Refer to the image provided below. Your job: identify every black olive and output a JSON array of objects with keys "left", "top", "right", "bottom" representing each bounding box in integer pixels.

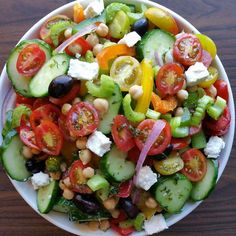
[
  {"left": 25, "top": 159, "right": 45, "bottom": 173},
  {"left": 74, "top": 194, "right": 100, "bottom": 214},
  {"left": 48, "top": 75, "right": 74, "bottom": 98},
  {"left": 119, "top": 198, "right": 139, "bottom": 219},
  {"left": 152, "top": 144, "right": 174, "bottom": 160},
  {"left": 131, "top": 18, "right": 149, "bottom": 37}
]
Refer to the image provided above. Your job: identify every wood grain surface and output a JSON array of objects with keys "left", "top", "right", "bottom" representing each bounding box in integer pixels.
[{"left": 0, "top": 0, "right": 235, "bottom": 235}]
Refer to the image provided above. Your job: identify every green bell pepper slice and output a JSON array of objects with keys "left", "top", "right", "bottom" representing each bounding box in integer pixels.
[
  {"left": 191, "top": 130, "right": 207, "bottom": 149},
  {"left": 207, "top": 96, "right": 227, "bottom": 120},
  {"left": 87, "top": 174, "right": 109, "bottom": 192},
  {"left": 146, "top": 109, "right": 161, "bottom": 120}
]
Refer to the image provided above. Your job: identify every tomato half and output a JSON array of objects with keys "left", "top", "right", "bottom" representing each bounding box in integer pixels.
[
  {"left": 173, "top": 34, "right": 203, "bottom": 66},
  {"left": 171, "top": 137, "right": 190, "bottom": 150},
  {"left": 32, "top": 97, "right": 50, "bottom": 110},
  {"left": 16, "top": 44, "right": 46, "bottom": 77},
  {"left": 111, "top": 115, "right": 135, "bottom": 152},
  {"left": 49, "top": 83, "right": 80, "bottom": 106},
  {"left": 35, "top": 120, "right": 63, "bottom": 155},
  {"left": 30, "top": 104, "right": 60, "bottom": 130},
  {"left": 67, "top": 102, "right": 99, "bottom": 137},
  {"left": 16, "top": 93, "right": 35, "bottom": 106},
  {"left": 117, "top": 180, "right": 133, "bottom": 198},
  {"left": 214, "top": 79, "right": 229, "bottom": 102},
  {"left": 110, "top": 223, "right": 134, "bottom": 236},
  {"left": 156, "top": 63, "right": 184, "bottom": 96},
  {"left": 203, "top": 107, "right": 231, "bottom": 136},
  {"left": 135, "top": 119, "right": 171, "bottom": 156},
  {"left": 65, "top": 37, "right": 92, "bottom": 56},
  {"left": 58, "top": 114, "right": 74, "bottom": 141},
  {"left": 181, "top": 148, "right": 207, "bottom": 182}
]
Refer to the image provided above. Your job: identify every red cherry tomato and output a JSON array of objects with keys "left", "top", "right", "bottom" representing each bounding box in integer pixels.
[
  {"left": 117, "top": 180, "right": 133, "bottom": 198},
  {"left": 16, "top": 44, "right": 46, "bottom": 77},
  {"left": 32, "top": 98, "right": 50, "bottom": 110},
  {"left": 127, "top": 146, "right": 140, "bottom": 163},
  {"left": 171, "top": 137, "right": 191, "bottom": 150},
  {"left": 201, "top": 50, "right": 212, "bottom": 68},
  {"left": 203, "top": 107, "right": 231, "bottom": 136},
  {"left": 173, "top": 33, "right": 203, "bottom": 66},
  {"left": 58, "top": 114, "right": 74, "bottom": 141},
  {"left": 214, "top": 79, "right": 229, "bottom": 102},
  {"left": 156, "top": 63, "right": 184, "bottom": 96},
  {"left": 135, "top": 119, "right": 171, "bottom": 156},
  {"left": 67, "top": 102, "right": 99, "bottom": 137},
  {"left": 49, "top": 83, "right": 80, "bottom": 106},
  {"left": 16, "top": 93, "right": 35, "bottom": 106},
  {"left": 30, "top": 104, "right": 60, "bottom": 130},
  {"left": 34, "top": 120, "right": 63, "bottom": 155},
  {"left": 65, "top": 37, "right": 92, "bottom": 56},
  {"left": 111, "top": 115, "right": 135, "bottom": 152},
  {"left": 110, "top": 223, "right": 135, "bottom": 236},
  {"left": 181, "top": 148, "right": 207, "bottom": 182}
]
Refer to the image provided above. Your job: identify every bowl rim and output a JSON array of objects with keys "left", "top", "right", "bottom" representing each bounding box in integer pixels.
[{"left": 0, "top": 0, "right": 235, "bottom": 235}]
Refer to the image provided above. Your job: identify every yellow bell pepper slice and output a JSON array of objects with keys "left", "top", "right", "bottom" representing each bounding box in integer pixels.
[
  {"left": 199, "top": 66, "right": 219, "bottom": 88},
  {"left": 135, "top": 59, "right": 154, "bottom": 114}
]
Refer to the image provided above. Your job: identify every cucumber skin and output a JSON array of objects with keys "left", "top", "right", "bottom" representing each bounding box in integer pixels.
[
  {"left": 191, "top": 160, "right": 218, "bottom": 201},
  {"left": 53, "top": 197, "right": 77, "bottom": 214},
  {"left": 6, "top": 39, "right": 51, "bottom": 97},
  {"left": 37, "top": 180, "right": 59, "bottom": 214}
]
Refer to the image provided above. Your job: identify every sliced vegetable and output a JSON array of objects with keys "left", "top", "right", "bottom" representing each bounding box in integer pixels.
[
  {"left": 65, "top": 37, "right": 92, "bottom": 56},
  {"left": 127, "top": 4, "right": 147, "bottom": 24},
  {"left": 214, "top": 79, "right": 229, "bottom": 102},
  {"left": 87, "top": 174, "right": 110, "bottom": 192},
  {"left": 191, "top": 130, "right": 207, "bottom": 149},
  {"left": 180, "top": 107, "right": 192, "bottom": 126},
  {"left": 199, "top": 66, "right": 218, "bottom": 88},
  {"left": 117, "top": 180, "right": 133, "bottom": 198},
  {"left": 207, "top": 96, "right": 227, "bottom": 120},
  {"left": 45, "top": 156, "right": 62, "bottom": 172},
  {"left": 146, "top": 109, "right": 161, "bottom": 120},
  {"left": 11, "top": 105, "right": 31, "bottom": 128},
  {"left": 2, "top": 110, "right": 13, "bottom": 138},
  {"left": 73, "top": 3, "right": 85, "bottom": 23},
  {"left": 134, "top": 213, "right": 145, "bottom": 231}
]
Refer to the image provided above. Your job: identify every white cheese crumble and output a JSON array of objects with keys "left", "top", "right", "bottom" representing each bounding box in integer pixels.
[
  {"left": 136, "top": 166, "right": 157, "bottom": 191},
  {"left": 118, "top": 32, "right": 141, "bottom": 47},
  {"left": 67, "top": 59, "right": 99, "bottom": 81},
  {"left": 84, "top": 0, "right": 104, "bottom": 19},
  {"left": 31, "top": 172, "right": 50, "bottom": 190},
  {"left": 86, "top": 131, "right": 112, "bottom": 157},
  {"left": 144, "top": 214, "right": 168, "bottom": 235},
  {"left": 204, "top": 136, "right": 225, "bottom": 159},
  {"left": 185, "top": 62, "right": 209, "bottom": 86}
]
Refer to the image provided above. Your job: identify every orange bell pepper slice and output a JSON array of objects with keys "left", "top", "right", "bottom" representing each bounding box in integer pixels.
[
  {"left": 73, "top": 3, "right": 85, "bottom": 24},
  {"left": 96, "top": 44, "right": 136, "bottom": 72},
  {"left": 151, "top": 92, "right": 177, "bottom": 114}
]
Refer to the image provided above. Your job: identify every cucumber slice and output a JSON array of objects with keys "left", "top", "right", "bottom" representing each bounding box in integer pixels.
[
  {"left": 37, "top": 180, "right": 59, "bottom": 214},
  {"left": 98, "top": 83, "right": 122, "bottom": 134},
  {"left": 53, "top": 197, "right": 77, "bottom": 214},
  {"left": 153, "top": 173, "right": 192, "bottom": 213},
  {"left": 6, "top": 39, "right": 51, "bottom": 97},
  {"left": 136, "top": 29, "right": 175, "bottom": 64},
  {"left": 1, "top": 132, "right": 31, "bottom": 181},
  {"left": 100, "top": 145, "right": 135, "bottom": 182},
  {"left": 29, "top": 53, "right": 70, "bottom": 97},
  {"left": 191, "top": 159, "right": 218, "bottom": 201}
]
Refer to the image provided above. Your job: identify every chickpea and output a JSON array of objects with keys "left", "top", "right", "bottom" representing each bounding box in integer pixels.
[
  {"left": 63, "top": 188, "right": 74, "bottom": 200},
  {"left": 49, "top": 171, "right": 61, "bottom": 180},
  {"left": 72, "top": 97, "right": 81, "bottom": 105},
  {"left": 145, "top": 197, "right": 158, "bottom": 209},
  {"left": 76, "top": 137, "right": 87, "bottom": 149},
  {"left": 175, "top": 107, "right": 184, "bottom": 117},
  {"left": 88, "top": 221, "right": 99, "bottom": 231},
  {"left": 86, "top": 33, "right": 99, "bottom": 47},
  {"left": 177, "top": 89, "right": 189, "bottom": 101},
  {"left": 79, "top": 149, "right": 92, "bottom": 165},
  {"left": 129, "top": 85, "right": 143, "bottom": 100},
  {"left": 103, "top": 198, "right": 117, "bottom": 211},
  {"left": 111, "top": 209, "right": 120, "bottom": 218},
  {"left": 82, "top": 167, "right": 95, "bottom": 178},
  {"left": 61, "top": 103, "right": 72, "bottom": 115},
  {"left": 22, "top": 146, "right": 33, "bottom": 159},
  {"left": 99, "top": 220, "right": 110, "bottom": 231},
  {"left": 63, "top": 177, "right": 72, "bottom": 188},
  {"left": 96, "top": 23, "right": 109, "bottom": 37},
  {"left": 93, "top": 98, "right": 109, "bottom": 114},
  {"left": 64, "top": 27, "right": 72, "bottom": 38},
  {"left": 93, "top": 44, "right": 103, "bottom": 56},
  {"left": 59, "top": 180, "right": 66, "bottom": 190}
]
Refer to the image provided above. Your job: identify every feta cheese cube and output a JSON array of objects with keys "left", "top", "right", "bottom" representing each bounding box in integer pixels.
[
  {"left": 118, "top": 31, "right": 141, "bottom": 47},
  {"left": 185, "top": 62, "right": 209, "bottom": 86},
  {"left": 31, "top": 172, "right": 50, "bottom": 190},
  {"left": 136, "top": 166, "right": 157, "bottom": 191},
  {"left": 144, "top": 214, "right": 168, "bottom": 235},
  {"left": 204, "top": 136, "right": 225, "bottom": 158},
  {"left": 86, "top": 131, "right": 112, "bottom": 157},
  {"left": 84, "top": 0, "right": 104, "bottom": 19},
  {"left": 67, "top": 59, "right": 99, "bottom": 81}
]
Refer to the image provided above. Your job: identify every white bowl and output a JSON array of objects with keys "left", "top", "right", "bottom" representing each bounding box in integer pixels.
[{"left": 0, "top": 0, "right": 235, "bottom": 235}]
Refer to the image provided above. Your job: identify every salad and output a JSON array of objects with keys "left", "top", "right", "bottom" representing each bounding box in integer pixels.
[{"left": 0, "top": 0, "right": 231, "bottom": 235}]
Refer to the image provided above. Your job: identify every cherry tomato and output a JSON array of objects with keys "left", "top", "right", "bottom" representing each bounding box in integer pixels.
[
  {"left": 201, "top": 50, "right": 212, "bottom": 68},
  {"left": 32, "top": 98, "right": 50, "bottom": 110},
  {"left": 127, "top": 146, "right": 140, "bottom": 163},
  {"left": 58, "top": 114, "right": 74, "bottom": 141},
  {"left": 65, "top": 37, "right": 92, "bottom": 56},
  {"left": 49, "top": 83, "right": 80, "bottom": 106},
  {"left": 171, "top": 137, "right": 190, "bottom": 150},
  {"left": 35, "top": 120, "right": 63, "bottom": 155},
  {"left": 39, "top": 15, "right": 70, "bottom": 45},
  {"left": 110, "top": 223, "right": 134, "bottom": 236},
  {"left": 16, "top": 93, "right": 35, "bottom": 106},
  {"left": 117, "top": 180, "right": 133, "bottom": 198},
  {"left": 30, "top": 104, "right": 60, "bottom": 130},
  {"left": 111, "top": 115, "right": 135, "bottom": 152},
  {"left": 110, "top": 210, "right": 127, "bottom": 224},
  {"left": 135, "top": 119, "right": 171, "bottom": 156},
  {"left": 16, "top": 44, "right": 46, "bottom": 77},
  {"left": 156, "top": 63, "right": 184, "bottom": 96},
  {"left": 203, "top": 107, "right": 231, "bottom": 136},
  {"left": 181, "top": 148, "right": 207, "bottom": 182},
  {"left": 173, "top": 34, "right": 202, "bottom": 66},
  {"left": 214, "top": 79, "right": 229, "bottom": 102},
  {"left": 69, "top": 160, "right": 88, "bottom": 186},
  {"left": 67, "top": 102, "right": 99, "bottom": 137}
]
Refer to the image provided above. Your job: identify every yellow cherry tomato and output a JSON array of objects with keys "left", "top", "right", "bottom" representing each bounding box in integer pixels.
[
  {"left": 199, "top": 66, "right": 219, "bottom": 88},
  {"left": 196, "top": 34, "right": 217, "bottom": 59},
  {"left": 145, "top": 7, "right": 179, "bottom": 35}
]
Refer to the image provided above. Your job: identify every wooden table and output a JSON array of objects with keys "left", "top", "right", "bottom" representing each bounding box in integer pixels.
[{"left": 0, "top": 0, "right": 235, "bottom": 235}]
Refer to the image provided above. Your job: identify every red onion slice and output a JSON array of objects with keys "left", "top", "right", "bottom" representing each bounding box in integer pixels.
[{"left": 154, "top": 51, "right": 164, "bottom": 67}]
